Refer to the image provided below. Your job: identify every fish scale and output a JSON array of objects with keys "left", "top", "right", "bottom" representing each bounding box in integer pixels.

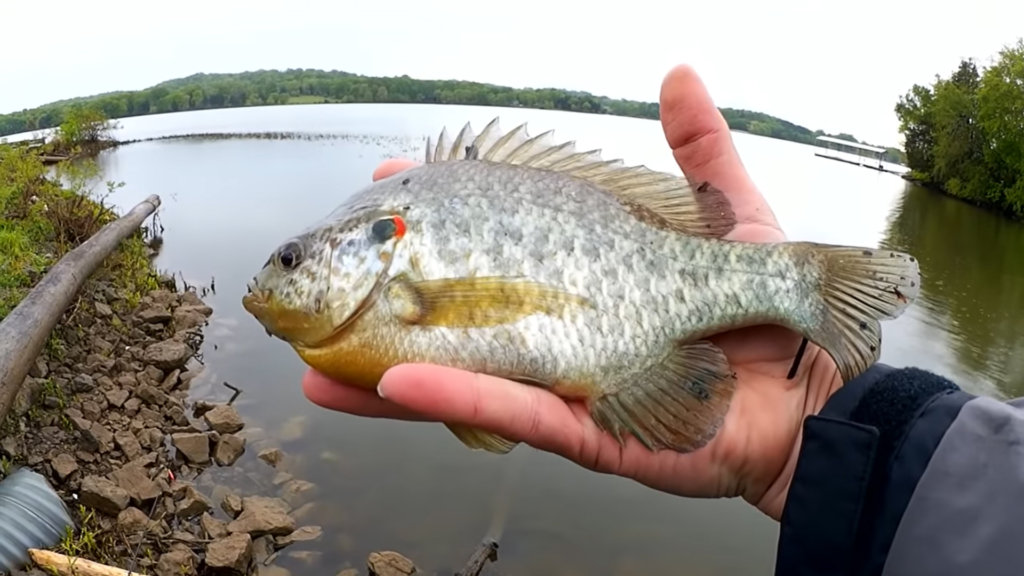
[{"left": 243, "top": 116, "right": 921, "bottom": 456}]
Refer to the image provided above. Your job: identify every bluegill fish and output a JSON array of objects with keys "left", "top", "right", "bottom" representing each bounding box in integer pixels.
[{"left": 241, "top": 117, "right": 920, "bottom": 455}]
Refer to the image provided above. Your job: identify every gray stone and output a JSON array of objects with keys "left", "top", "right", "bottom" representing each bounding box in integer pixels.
[
  {"left": 214, "top": 434, "right": 246, "bottom": 466},
  {"left": 275, "top": 525, "right": 323, "bottom": 547},
  {"left": 176, "top": 484, "right": 213, "bottom": 518},
  {"left": 136, "top": 384, "right": 169, "bottom": 407},
  {"left": 143, "top": 340, "right": 193, "bottom": 371},
  {"left": 258, "top": 448, "right": 282, "bottom": 468},
  {"left": 367, "top": 551, "right": 418, "bottom": 576},
  {"left": 94, "top": 301, "right": 113, "bottom": 317},
  {"left": 204, "top": 404, "right": 244, "bottom": 434},
  {"left": 111, "top": 464, "right": 162, "bottom": 504},
  {"left": 154, "top": 547, "right": 195, "bottom": 576},
  {"left": 71, "top": 374, "right": 95, "bottom": 392},
  {"left": 222, "top": 492, "right": 244, "bottom": 518},
  {"left": 104, "top": 388, "right": 130, "bottom": 408},
  {"left": 79, "top": 475, "right": 130, "bottom": 515},
  {"left": 171, "top": 432, "right": 210, "bottom": 465},
  {"left": 50, "top": 453, "right": 78, "bottom": 481},
  {"left": 117, "top": 507, "right": 152, "bottom": 533},
  {"left": 114, "top": 430, "right": 143, "bottom": 460},
  {"left": 226, "top": 496, "right": 296, "bottom": 537},
  {"left": 28, "top": 357, "right": 49, "bottom": 379},
  {"left": 137, "top": 304, "right": 172, "bottom": 324},
  {"left": 205, "top": 532, "right": 252, "bottom": 574},
  {"left": 201, "top": 512, "right": 229, "bottom": 539}
]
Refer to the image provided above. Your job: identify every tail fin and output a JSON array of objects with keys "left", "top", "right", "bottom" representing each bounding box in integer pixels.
[{"left": 796, "top": 244, "right": 921, "bottom": 382}]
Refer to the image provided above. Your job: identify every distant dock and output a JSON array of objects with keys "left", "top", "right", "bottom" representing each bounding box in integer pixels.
[{"left": 814, "top": 135, "right": 904, "bottom": 175}]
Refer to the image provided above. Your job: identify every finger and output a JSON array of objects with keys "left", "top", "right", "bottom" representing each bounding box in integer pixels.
[
  {"left": 659, "top": 64, "right": 782, "bottom": 238},
  {"left": 372, "top": 158, "right": 420, "bottom": 182},
  {"left": 301, "top": 369, "right": 430, "bottom": 421},
  {"left": 377, "top": 363, "right": 587, "bottom": 458}
]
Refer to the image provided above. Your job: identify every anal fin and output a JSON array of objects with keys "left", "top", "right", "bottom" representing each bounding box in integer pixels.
[
  {"left": 445, "top": 423, "right": 519, "bottom": 454},
  {"left": 589, "top": 340, "right": 736, "bottom": 453}
]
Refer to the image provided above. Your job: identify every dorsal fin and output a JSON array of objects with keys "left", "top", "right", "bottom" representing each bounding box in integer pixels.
[{"left": 424, "top": 117, "right": 736, "bottom": 238}]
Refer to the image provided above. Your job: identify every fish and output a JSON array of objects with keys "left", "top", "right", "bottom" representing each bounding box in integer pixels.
[{"left": 241, "top": 117, "right": 921, "bottom": 456}]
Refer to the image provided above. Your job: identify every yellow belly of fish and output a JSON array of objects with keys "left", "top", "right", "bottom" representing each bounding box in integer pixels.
[{"left": 294, "top": 330, "right": 404, "bottom": 390}]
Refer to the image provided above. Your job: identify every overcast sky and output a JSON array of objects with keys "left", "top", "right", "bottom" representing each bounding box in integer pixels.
[{"left": 3, "top": 0, "right": 1019, "bottom": 146}]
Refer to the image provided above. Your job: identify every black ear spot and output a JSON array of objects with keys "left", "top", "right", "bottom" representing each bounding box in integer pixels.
[
  {"left": 370, "top": 216, "right": 405, "bottom": 243},
  {"left": 371, "top": 218, "right": 397, "bottom": 243}
]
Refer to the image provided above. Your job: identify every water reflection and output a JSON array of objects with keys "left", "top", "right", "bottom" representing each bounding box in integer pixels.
[{"left": 881, "top": 183, "right": 1024, "bottom": 397}]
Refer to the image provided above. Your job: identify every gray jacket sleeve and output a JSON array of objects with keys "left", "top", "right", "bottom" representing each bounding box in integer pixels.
[{"left": 774, "top": 364, "right": 1024, "bottom": 576}]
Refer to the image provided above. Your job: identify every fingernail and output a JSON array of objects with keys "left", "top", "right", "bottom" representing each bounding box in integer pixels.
[{"left": 376, "top": 383, "right": 388, "bottom": 399}]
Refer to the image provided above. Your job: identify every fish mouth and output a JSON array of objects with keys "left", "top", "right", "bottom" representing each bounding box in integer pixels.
[
  {"left": 241, "top": 279, "right": 265, "bottom": 312},
  {"left": 241, "top": 281, "right": 276, "bottom": 337},
  {"left": 241, "top": 278, "right": 345, "bottom": 347}
]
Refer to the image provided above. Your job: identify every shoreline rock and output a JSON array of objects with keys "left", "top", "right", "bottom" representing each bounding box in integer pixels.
[{"left": 0, "top": 278, "right": 356, "bottom": 576}]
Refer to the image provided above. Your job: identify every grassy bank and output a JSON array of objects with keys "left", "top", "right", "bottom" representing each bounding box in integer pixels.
[{"left": 0, "top": 146, "right": 157, "bottom": 321}]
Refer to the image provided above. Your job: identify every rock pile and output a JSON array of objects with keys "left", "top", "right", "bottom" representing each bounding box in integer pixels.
[{"left": 0, "top": 280, "right": 381, "bottom": 576}]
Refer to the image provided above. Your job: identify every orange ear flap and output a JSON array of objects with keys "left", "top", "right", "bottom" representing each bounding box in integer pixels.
[{"left": 392, "top": 214, "right": 406, "bottom": 238}]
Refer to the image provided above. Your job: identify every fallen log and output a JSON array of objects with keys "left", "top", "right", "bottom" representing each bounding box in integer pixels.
[
  {"left": 0, "top": 194, "right": 161, "bottom": 423},
  {"left": 28, "top": 548, "right": 134, "bottom": 576}
]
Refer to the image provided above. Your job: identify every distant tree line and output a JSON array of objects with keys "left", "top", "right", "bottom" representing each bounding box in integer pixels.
[
  {"left": 0, "top": 69, "right": 904, "bottom": 162},
  {"left": 896, "top": 39, "right": 1024, "bottom": 219}
]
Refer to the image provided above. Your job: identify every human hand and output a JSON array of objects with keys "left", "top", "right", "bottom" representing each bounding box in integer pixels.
[{"left": 302, "top": 64, "right": 843, "bottom": 521}]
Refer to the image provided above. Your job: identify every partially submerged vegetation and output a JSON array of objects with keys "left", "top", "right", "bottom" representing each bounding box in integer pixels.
[
  {"left": 0, "top": 68, "right": 906, "bottom": 163},
  {"left": 895, "top": 37, "right": 1024, "bottom": 219}
]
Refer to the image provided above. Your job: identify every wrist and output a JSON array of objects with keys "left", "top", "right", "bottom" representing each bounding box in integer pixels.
[{"left": 751, "top": 345, "right": 842, "bottom": 520}]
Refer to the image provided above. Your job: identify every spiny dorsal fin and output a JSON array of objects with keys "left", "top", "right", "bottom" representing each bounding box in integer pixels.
[{"left": 424, "top": 117, "right": 737, "bottom": 238}]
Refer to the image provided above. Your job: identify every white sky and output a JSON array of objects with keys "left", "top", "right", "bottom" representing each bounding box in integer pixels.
[{"left": 2, "top": 0, "right": 1019, "bottom": 146}]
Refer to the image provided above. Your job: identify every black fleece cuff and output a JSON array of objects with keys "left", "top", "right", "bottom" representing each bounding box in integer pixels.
[
  {"left": 828, "top": 364, "right": 961, "bottom": 467},
  {"left": 775, "top": 364, "right": 973, "bottom": 576}
]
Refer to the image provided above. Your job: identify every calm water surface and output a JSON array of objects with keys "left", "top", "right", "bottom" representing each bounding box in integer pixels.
[{"left": 81, "top": 103, "right": 1024, "bottom": 575}]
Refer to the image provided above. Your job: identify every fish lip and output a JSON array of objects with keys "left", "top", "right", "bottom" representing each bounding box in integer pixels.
[
  {"left": 241, "top": 284, "right": 298, "bottom": 343},
  {"left": 241, "top": 280, "right": 269, "bottom": 315}
]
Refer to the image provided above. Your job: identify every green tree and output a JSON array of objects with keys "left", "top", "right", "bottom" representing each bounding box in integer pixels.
[
  {"left": 977, "top": 39, "right": 1024, "bottom": 214},
  {"left": 895, "top": 38, "right": 1024, "bottom": 219}
]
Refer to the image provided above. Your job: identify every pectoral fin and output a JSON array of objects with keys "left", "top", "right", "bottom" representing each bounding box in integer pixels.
[
  {"left": 589, "top": 339, "right": 737, "bottom": 453},
  {"left": 386, "top": 275, "right": 592, "bottom": 328},
  {"left": 445, "top": 423, "right": 519, "bottom": 454}
]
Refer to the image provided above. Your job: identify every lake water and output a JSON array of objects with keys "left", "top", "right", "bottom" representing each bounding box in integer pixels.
[{"left": 48, "top": 103, "right": 1024, "bottom": 574}]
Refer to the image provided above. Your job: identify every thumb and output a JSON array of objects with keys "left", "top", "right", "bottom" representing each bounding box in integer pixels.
[
  {"left": 659, "top": 64, "right": 782, "bottom": 238},
  {"left": 373, "top": 158, "right": 419, "bottom": 182}
]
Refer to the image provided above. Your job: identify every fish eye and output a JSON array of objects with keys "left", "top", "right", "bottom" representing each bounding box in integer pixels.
[
  {"left": 370, "top": 215, "right": 405, "bottom": 243},
  {"left": 276, "top": 241, "right": 303, "bottom": 270}
]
